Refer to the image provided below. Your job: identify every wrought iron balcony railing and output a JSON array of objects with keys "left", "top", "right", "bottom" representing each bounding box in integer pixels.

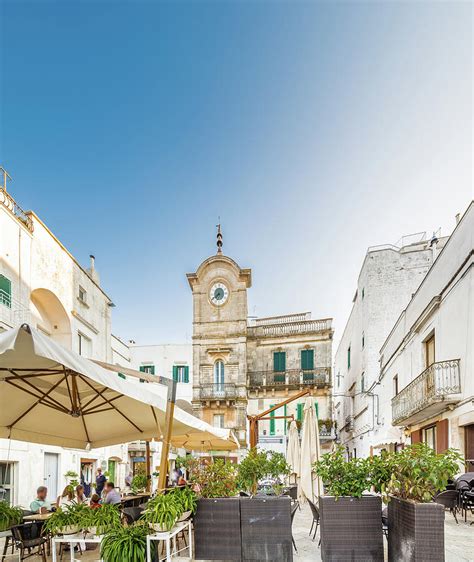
[
  {"left": 0, "top": 289, "right": 31, "bottom": 328},
  {"left": 200, "top": 383, "right": 237, "bottom": 400},
  {"left": 392, "top": 359, "right": 461, "bottom": 425},
  {"left": 0, "top": 189, "right": 34, "bottom": 233},
  {"left": 248, "top": 368, "right": 331, "bottom": 389}
]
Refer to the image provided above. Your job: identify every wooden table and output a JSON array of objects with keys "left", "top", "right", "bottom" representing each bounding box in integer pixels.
[{"left": 23, "top": 512, "right": 53, "bottom": 521}]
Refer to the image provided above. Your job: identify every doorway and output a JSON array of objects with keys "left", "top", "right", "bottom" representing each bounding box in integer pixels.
[
  {"left": 43, "top": 453, "right": 59, "bottom": 499},
  {"left": 465, "top": 424, "right": 474, "bottom": 471}
]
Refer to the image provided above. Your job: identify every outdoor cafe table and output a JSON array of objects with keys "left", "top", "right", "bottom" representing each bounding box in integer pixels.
[
  {"left": 23, "top": 512, "right": 53, "bottom": 521},
  {"left": 146, "top": 520, "right": 192, "bottom": 562},
  {"left": 51, "top": 533, "right": 102, "bottom": 562}
]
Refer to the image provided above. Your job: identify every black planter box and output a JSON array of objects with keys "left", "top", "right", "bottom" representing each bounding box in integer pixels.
[
  {"left": 194, "top": 498, "right": 242, "bottom": 560},
  {"left": 319, "top": 495, "right": 384, "bottom": 562},
  {"left": 388, "top": 497, "right": 445, "bottom": 562},
  {"left": 240, "top": 497, "right": 293, "bottom": 562}
]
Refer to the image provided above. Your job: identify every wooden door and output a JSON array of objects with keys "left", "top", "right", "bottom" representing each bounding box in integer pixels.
[{"left": 465, "top": 424, "right": 474, "bottom": 471}]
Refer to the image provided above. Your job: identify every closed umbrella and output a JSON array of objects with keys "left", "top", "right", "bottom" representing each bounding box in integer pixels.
[
  {"left": 286, "top": 420, "right": 301, "bottom": 485},
  {"left": 0, "top": 324, "right": 238, "bottom": 451},
  {"left": 299, "top": 397, "right": 322, "bottom": 503}
]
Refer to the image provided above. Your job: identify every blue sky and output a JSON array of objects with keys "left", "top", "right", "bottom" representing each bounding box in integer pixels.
[{"left": 1, "top": 1, "right": 472, "bottom": 345}]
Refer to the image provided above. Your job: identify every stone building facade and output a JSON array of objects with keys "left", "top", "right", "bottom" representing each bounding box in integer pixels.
[
  {"left": 188, "top": 242, "right": 334, "bottom": 455},
  {"left": 333, "top": 233, "right": 447, "bottom": 459}
]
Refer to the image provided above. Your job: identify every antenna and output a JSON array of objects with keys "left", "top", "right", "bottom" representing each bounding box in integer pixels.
[{"left": 0, "top": 167, "right": 12, "bottom": 192}]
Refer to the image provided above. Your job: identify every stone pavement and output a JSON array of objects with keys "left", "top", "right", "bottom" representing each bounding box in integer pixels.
[{"left": 1, "top": 503, "right": 473, "bottom": 561}]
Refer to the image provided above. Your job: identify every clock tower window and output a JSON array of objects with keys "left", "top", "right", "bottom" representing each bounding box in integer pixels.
[{"left": 214, "top": 360, "right": 225, "bottom": 388}]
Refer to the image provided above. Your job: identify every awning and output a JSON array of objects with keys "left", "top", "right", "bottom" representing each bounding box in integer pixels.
[
  {"left": 0, "top": 325, "right": 238, "bottom": 451},
  {"left": 372, "top": 427, "right": 403, "bottom": 449}
]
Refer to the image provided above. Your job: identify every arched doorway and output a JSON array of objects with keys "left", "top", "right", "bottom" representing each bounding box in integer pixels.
[{"left": 30, "top": 288, "right": 72, "bottom": 349}]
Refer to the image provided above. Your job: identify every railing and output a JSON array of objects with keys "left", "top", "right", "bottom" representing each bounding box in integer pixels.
[
  {"left": 200, "top": 383, "right": 237, "bottom": 400},
  {"left": 248, "top": 318, "right": 332, "bottom": 338},
  {"left": 248, "top": 368, "right": 331, "bottom": 389},
  {"left": 318, "top": 420, "right": 336, "bottom": 440},
  {"left": 254, "top": 312, "right": 311, "bottom": 326},
  {"left": 0, "top": 189, "right": 34, "bottom": 233},
  {"left": 392, "top": 360, "right": 461, "bottom": 425},
  {"left": 0, "top": 289, "right": 31, "bottom": 327}
]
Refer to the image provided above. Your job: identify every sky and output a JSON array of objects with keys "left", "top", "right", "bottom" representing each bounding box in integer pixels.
[{"left": 0, "top": 0, "right": 472, "bottom": 347}]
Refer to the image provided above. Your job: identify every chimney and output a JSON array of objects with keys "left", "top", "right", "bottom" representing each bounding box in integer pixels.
[
  {"left": 430, "top": 232, "right": 439, "bottom": 262},
  {"left": 455, "top": 213, "right": 461, "bottom": 225},
  {"left": 87, "top": 254, "right": 100, "bottom": 285}
]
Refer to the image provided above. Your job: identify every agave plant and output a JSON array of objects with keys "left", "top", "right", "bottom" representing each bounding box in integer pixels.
[
  {"left": 140, "top": 493, "right": 183, "bottom": 531},
  {"left": 0, "top": 501, "right": 23, "bottom": 532},
  {"left": 101, "top": 524, "right": 153, "bottom": 562}
]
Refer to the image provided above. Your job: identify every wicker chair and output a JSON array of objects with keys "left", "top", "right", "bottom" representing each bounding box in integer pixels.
[
  {"left": 307, "top": 499, "right": 320, "bottom": 542},
  {"left": 435, "top": 490, "right": 459, "bottom": 523},
  {"left": 290, "top": 503, "right": 299, "bottom": 552},
  {"left": 11, "top": 522, "right": 48, "bottom": 561}
]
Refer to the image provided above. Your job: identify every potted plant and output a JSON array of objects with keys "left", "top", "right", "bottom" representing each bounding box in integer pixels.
[
  {"left": 43, "top": 503, "right": 90, "bottom": 535},
  {"left": 140, "top": 492, "right": 183, "bottom": 532},
  {"left": 383, "top": 443, "right": 462, "bottom": 562},
  {"left": 101, "top": 524, "right": 153, "bottom": 562},
  {"left": 314, "top": 445, "right": 384, "bottom": 562},
  {"left": 131, "top": 472, "right": 148, "bottom": 494},
  {"left": 189, "top": 458, "right": 241, "bottom": 561},
  {"left": 0, "top": 501, "right": 23, "bottom": 532},
  {"left": 64, "top": 470, "right": 79, "bottom": 488},
  {"left": 86, "top": 504, "right": 121, "bottom": 536},
  {"left": 173, "top": 486, "right": 197, "bottom": 521}
]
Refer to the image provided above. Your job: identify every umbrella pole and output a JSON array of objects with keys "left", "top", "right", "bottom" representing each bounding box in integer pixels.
[
  {"left": 157, "top": 377, "right": 177, "bottom": 491},
  {"left": 145, "top": 440, "right": 151, "bottom": 492}
]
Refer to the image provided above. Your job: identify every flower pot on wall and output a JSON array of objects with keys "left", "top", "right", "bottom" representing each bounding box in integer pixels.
[
  {"left": 388, "top": 497, "right": 444, "bottom": 562},
  {"left": 240, "top": 497, "right": 293, "bottom": 562},
  {"left": 194, "top": 498, "right": 242, "bottom": 561},
  {"left": 319, "top": 495, "right": 384, "bottom": 562}
]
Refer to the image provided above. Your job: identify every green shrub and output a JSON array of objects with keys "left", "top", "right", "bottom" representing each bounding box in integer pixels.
[
  {"left": 382, "top": 443, "right": 462, "bottom": 503},
  {"left": 131, "top": 474, "right": 148, "bottom": 493},
  {"left": 237, "top": 448, "right": 291, "bottom": 495},
  {"left": 43, "top": 503, "right": 91, "bottom": 535},
  {"left": 0, "top": 501, "right": 23, "bottom": 532},
  {"left": 88, "top": 504, "right": 121, "bottom": 535},
  {"left": 186, "top": 458, "right": 237, "bottom": 498}
]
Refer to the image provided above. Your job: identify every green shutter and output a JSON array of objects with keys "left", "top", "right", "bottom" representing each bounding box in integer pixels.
[
  {"left": 172, "top": 366, "right": 178, "bottom": 382},
  {"left": 0, "top": 275, "right": 11, "bottom": 308},
  {"left": 118, "top": 372, "right": 126, "bottom": 380},
  {"left": 297, "top": 403, "right": 303, "bottom": 422},
  {"left": 273, "top": 352, "right": 286, "bottom": 372},
  {"left": 301, "top": 349, "right": 314, "bottom": 370},
  {"left": 150, "top": 365, "right": 155, "bottom": 375},
  {"left": 284, "top": 404, "right": 287, "bottom": 435},
  {"left": 347, "top": 346, "right": 351, "bottom": 369},
  {"left": 185, "top": 366, "right": 189, "bottom": 383},
  {"left": 139, "top": 366, "right": 145, "bottom": 383},
  {"left": 314, "top": 401, "right": 319, "bottom": 419},
  {"left": 270, "top": 404, "right": 275, "bottom": 435}
]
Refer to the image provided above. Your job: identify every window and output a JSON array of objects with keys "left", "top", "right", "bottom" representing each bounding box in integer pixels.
[
  {"left": 173, "top": 365, "right": 189, "bottom": 383},
  {"left": 273, "top": 351, "right": 286, "bottom": 372},
  {"left": 297, "top": 402, "right": 304, "bottom": 422},
  {"left": 393, "top": 375, "right": 399, "bottom": 397},
  {"left": 362, "top": 332, "right": 365, "bottom": 349},
  {"left": 213, "top": 414, "right": 225, "bottom": 428},
  {"left": 301, "top": 349, "right": 314, "bottom": 370},
  {"left": 139, "top": 364, "right": 155, "bottom": 383},
  {"left": 362, "top": 288, "right": 365, "bottom": 299},
  {"left": 423, "top": 426, "right": 436, "bottom": 450},
  {"left": 214, "top": 360, "right": 224, "bottom": 386},
  {"left": 78, "top": 332, "right": 92, "bottom": 358},
  {"left": 337, "top": 370, "right": 341, "bottom": 389},
  {"left": 0, "top": 462, "right": 15, "bottom": 503},
  {"left": 425, "top": 334, "right": 435, "bottom": 368},
  {"left": 0, "top": 275, "right": 11, "bottom": 308},
  {"left": 361, "top": 372, "right": 365, "bottom": 392},
  {"left": 78, "top": 286, "right": 87, "bottom": 304},
  {"left": 347, "top": 346, "right": 351, "bottom": 369}
]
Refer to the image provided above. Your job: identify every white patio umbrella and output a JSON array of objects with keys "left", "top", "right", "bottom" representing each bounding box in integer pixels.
[
  {"left": 299, "top": 397, "right": 322, "bottom": 504},
  {"left": 0, "top": 324, "right": 238, "bottom": 451},
  {"left": 286, "top": 420, "right": 301, "bottom": 485}
]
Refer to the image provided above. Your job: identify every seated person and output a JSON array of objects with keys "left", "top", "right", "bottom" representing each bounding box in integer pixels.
[
  {"left": 103, "top": 482, "right": 121, "bottom": 505},
  {"left": 57, "top": 485, "right": 75, "bottom": 508},
  {"left": 75, "top": 484, "right": 87, "bottom": 504},
  {"left": 30, "top": 486, "right": 52, "bottom": 513},
  {"left": 90, "top": 493, "right": 101, "bottom": 509},
  {"left": 178, "top": 476, "right": 187, "bottom": 486}
]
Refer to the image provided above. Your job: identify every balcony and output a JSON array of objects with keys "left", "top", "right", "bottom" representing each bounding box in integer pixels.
[
  {"left": 318, "top": 420, "right": 336, "bottom": 440},
  {"left": 248, "top": 318, "right": 332, "bottom": 338},
  {"left": 0, "top": 188, "right": 34, "bottom": 232},
  {"left": 0, "top": 290, "right": 31, "bottom": 328},
  {"left": 248, "top": 368, "right": 331, "bottom": 390},
  {"left": 392, "top": 359, "right": 461, "bottom": 426},
  {"left": 200, "top": 383, "right": 237, "bottom": 401}
]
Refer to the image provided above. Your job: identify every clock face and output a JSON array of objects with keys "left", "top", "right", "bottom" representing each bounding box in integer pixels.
[{"left": 209, "top": 282, "right": 229, "bottom": 306}]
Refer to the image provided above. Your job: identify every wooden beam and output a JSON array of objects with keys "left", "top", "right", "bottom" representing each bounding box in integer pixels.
[{"left": 157, "top": 399, "right": 175, "bottom": 491}]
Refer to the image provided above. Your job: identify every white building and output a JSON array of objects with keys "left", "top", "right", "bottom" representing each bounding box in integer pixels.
[
  {"left": 379, "top": 202, "right": 474, "bottom": 467},
  {"left": 333, "top": 231, "right": 447, "bottom": 458},
  {"left": 0, "top": 181, "right": 126, "bottom": 506}
]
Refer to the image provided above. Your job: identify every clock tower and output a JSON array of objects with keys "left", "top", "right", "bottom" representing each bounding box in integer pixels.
[{"left": 186, "top": 227, "right": 251, "bottom": 448}]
